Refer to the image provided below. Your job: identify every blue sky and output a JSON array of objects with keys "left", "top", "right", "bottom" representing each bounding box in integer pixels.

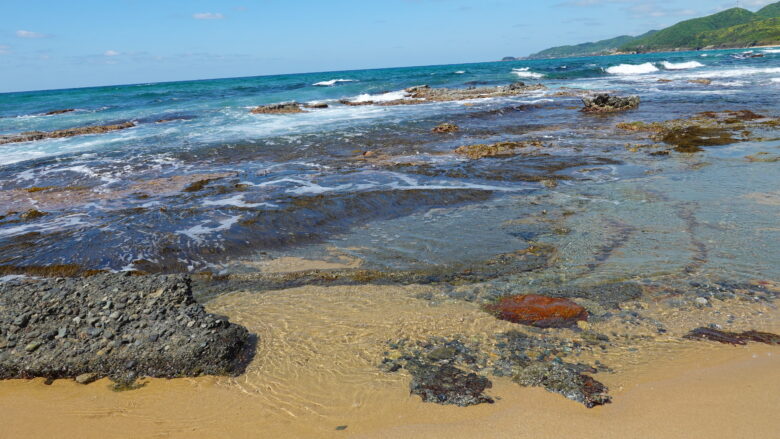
[{"left": 0, "top": 0, "right": 776, "bottom": 92}]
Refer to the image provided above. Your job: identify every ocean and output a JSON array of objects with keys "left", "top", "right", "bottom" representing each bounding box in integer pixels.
[{"left": 1, "top": 47, "right": 779, "bottom": 279}]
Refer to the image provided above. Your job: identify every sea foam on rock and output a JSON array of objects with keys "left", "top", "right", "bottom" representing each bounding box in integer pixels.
[{"left": 0, "top": 273, "right": 251, "bottom": 382}]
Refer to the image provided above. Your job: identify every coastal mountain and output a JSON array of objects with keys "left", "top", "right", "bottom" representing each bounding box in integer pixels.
[{"left": 525, "top": 2, "right": 780, "bottom": 59}]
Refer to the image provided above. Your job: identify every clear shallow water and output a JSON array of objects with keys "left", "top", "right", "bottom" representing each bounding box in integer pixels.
[{"left": 0, "top": 47, "right": 779, "bottom": 279}]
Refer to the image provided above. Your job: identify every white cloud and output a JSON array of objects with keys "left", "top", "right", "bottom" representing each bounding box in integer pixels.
[
  {"left": 193, "top": 12, "right": 225, "bottom": 20},
  {"left": 16, "top": 30, "right": 47, "bottom": 39},
  {"left": 0, "top": 45, "right": 9, "bottom": 55},
  {"left": 104, "top": 50, "right": 121, "bottom": 56}
]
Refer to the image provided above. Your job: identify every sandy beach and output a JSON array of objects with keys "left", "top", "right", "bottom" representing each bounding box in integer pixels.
[{"left": 1, "top": 282, "right": 778, "bottom": 439}]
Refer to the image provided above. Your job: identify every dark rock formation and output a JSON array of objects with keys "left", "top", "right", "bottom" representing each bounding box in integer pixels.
[
  {"left": 305, "top": 102, "right": 329, "bottom": 109},
  {"left": 379, "top": 338, "right": 493, "bottom": 407},
  {"left": 582, "top": 94, "right": 640, "bottom": 113},
  {"left": 250, "top": 102, "right": 305, "bottom": 114},
  {"left": 0, "top": 122, "right": 136, "bottom": 146},
  {"left": 432, "top": 123, "right": 460, "bottom": 134},
  {"left": 410, "top": 364, "right": 494, "bottom": 406},
  {"left": 43, "top": 109, "right": 76, "bottom": 116},
  {"left": 484, "top": 294, "right": 588, "bottom": 328},
  {"left": 0, "top": 274, "right": 251, "bottom": 382},
  {"left": 684, "top": 327, "right": 780, "bottom": 345},
  {"left": 514, "top": 362, "right": 612, "bottom": 408}
]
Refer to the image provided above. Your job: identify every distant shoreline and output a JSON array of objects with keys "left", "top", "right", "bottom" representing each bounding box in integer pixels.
[{"left": 511, "top": 43, "right": 780, "bottom": 62}]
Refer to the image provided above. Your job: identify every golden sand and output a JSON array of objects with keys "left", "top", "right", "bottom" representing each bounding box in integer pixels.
[{"left": 0, "top": 283, "right": 778, "bottom": 439}]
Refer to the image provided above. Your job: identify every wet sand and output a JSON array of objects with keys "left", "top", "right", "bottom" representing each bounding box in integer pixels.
[{"left": 0, "top": 283, "right": 778, "bottom": 439}]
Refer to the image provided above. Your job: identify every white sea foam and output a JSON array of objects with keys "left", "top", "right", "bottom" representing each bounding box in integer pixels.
[
  {"left": 176, "top": 215, "right": 241, "bottom": 243},
  {"left": 350, "top": 90, "right": 409, "bottom": 103},
  {"left": 202, "top": 194, "right": 275, "bottom": 208},
  {"left": 762, "top": 49, "right": 780, "bottom": 54},
  {"left": 605, "top": 63, "right": 659, "bottom": 75},
  {"left": 455, "top": 70, "right": 465, "bottom": 74},
  {"left": 661, "top": 61, "right": 704, "bottom": 70},
  {"left": 313, "top": 79, "right": 356, "bottom": 86},
  {"left": 772, "top": 78, "right": 780, "bottom": 83},
  {"left": 512, "top": 67, "right": 544, "bottom": 79}
]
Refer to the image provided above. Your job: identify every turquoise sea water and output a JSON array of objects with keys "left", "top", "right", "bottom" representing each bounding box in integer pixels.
[{"left": 1, "top": 48, "right": 779, "bottom": 279}]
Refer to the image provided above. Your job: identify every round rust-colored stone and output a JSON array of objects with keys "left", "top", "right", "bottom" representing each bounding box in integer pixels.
[{"left": 484, "top": 294, "right": 588, "bottom": 328}]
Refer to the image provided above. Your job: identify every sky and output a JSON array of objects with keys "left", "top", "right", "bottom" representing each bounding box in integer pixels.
[{"left": 0, "top": 0, "right": 777, "bottom": 92}]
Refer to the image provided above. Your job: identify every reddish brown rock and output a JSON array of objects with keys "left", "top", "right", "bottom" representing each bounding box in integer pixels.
[{"left": 484, "top": 294, "right": 588, "bottom": 328}]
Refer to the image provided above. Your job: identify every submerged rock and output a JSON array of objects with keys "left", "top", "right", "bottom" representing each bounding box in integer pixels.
[
  {"left": 514, "top": 362, "right": 611, "bottom": 408},
  {"left": 684, "top": 328, "right": 780, "bottom": 346},
  {"left": 660, "top": 126, "right": 737, "bottom": 152},
  {"left": 0, "top": 274, "right": 251, "bottom": 381},
  {"left": 432, "top": 123, "right": 460, "bottom": 134},
  {"left": 250, "top": 102, "right": 305, "bottom": 114},
  {"left": 581, "top": 94, "right": 640, "bottom": 113},
  {"left": 0, "top": 122, "right": 136, "bottom": 146},
  {"left": 409, "top": 364, "right": 494, "bottom": 407},
  {"left": 484, "top": 294, "right": 588, "bottom": 328}
]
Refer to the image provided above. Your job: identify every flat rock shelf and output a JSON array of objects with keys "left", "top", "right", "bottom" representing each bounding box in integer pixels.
[{"left": 0, "top": 274, "right": 251, "bottom": 382}]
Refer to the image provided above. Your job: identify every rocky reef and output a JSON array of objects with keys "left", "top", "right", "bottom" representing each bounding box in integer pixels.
[
  {"left": 581, "top": 94, "right": 640, "bottom": 113},
  {"left": 432, "top": 123, "right": 460, "bottom": 134},
  {"left": 250, "top": 102, "right": 305, "bottom": 114},
  {"left": 0, "top": 274, "right": 251, "bottom": 383},
  {"left": 616, "top": 110, "right": 773, "bottom": 153},
  {"left": 341, "top": 82, "right": 545, "bottom": 106},
  {"left": 0, "top": 122, "right": 136, "bottom": 146}
]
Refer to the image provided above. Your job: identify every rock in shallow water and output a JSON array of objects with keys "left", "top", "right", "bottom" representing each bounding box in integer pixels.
[
  {"left": 484, "top": 294, "right": 588, "bottom": 328},
  {"left": 514, "top": 362, "right": 611, "bottom": 408},
  {"left": 409, "top": 364, "right": 494, "bottom": 407},
  {"left": 582, "top": 94, "right": 640, "bottom": 113},
  {"left": 684, "top": 327, "right": 780, "bottom": 345},
  {"left": 0, "top": 274, "right": 251, "bottom": 381}
]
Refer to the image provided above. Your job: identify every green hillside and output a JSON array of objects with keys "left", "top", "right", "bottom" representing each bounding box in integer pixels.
[
  {"left": 620, "top": 8, "right": 756, "bottom": 52},
  {"left": 528, "top": 34, "right": 643, "bottom": 59},
  {"left": 525, "top": 1, "right": 780, "bottom": 59},
  {"left": 692, "top": 17, "right": 780, "bottom": 48},
  {"left": 757, "top": 2, "right": 780, "bottom": 18}
]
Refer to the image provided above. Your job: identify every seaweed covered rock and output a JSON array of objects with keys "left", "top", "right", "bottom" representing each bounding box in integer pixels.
[
  {"left": 250, "top": 102, "right": 305, "bottom": 114},
  {"left": 454, "top": 140, "right": 544, "bottom": 159},
  {"left": 0, "top": 274, "right": 251, "bottom": 381},
  {"left": 410, "top": 364, "right": 494, "bottom": 406},
  {"left": 582, "top": 94, "right": 640, "bottom": 113},
  {"left": 484, "top": 294, "right": 588, "bottom": 328},
  {"left": 514, "top": 362, "right": 611, "bottom": 408},
  {"left": 684, "top": 327, "right": 780, "bottom": 345}
]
